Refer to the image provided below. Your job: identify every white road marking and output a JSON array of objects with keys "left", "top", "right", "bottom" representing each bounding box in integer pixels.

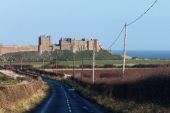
[{"left": 63, "top": 87, "right": 72, "bottom": 112}]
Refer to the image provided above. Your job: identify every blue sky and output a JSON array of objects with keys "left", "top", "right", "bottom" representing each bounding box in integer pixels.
[{"left": 0, "top": 0, "right": 169, "bottom": 50}]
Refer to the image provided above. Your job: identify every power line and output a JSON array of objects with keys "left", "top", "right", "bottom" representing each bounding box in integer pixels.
[
  {"left": 108, "top": 0, "right": 158, "bottom": 50},
  {"left": 108, "top": 25, "right": 125, "bottom": 49},
  {"left": 127, "top": 0, "right": 158, "bottom": 26}
]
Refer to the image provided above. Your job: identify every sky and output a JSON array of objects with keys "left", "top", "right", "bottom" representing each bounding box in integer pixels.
[{"left": 0, "top": 0, "right": 169, "bottom": 51}]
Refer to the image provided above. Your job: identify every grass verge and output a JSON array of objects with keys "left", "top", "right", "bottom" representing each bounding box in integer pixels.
[
  {"left": 0, "top": 82, "right": 49, "bottom": 113},
  {"left": 64, "top": 78, "right": 170, "bottom": 113},
  {"left": 0, "top": 72, "right": 18, "bottom": 87}
]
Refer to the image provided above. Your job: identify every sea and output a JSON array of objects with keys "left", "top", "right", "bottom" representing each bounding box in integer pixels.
[{"left": 112, "top": 50, "right": 170, "bottom": 60}]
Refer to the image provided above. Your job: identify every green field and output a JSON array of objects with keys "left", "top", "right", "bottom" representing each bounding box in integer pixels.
[
  {"left": 2, "top": 50, "right": 170, "bottom": 68},
  {"left": 57, "top": 59, "right": 170, "bottom": 66},
  {"left": 0, "top": 62, "right": 49, "bottom": 68},
  {"left": 1, "top": 59, "right": 170, "bottom": 68}
]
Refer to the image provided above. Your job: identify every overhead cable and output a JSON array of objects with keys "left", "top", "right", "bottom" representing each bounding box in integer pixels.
[
  {"left": 108, "top": 25, "right": 125, "bottom": 49},
  {"left": 127, "top": 0, "right": 158, "bottom": 26}
]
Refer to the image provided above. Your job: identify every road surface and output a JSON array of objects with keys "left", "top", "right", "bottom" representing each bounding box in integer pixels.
[{"left": 33, "top": 78, "right": 105, "bottom": 113}]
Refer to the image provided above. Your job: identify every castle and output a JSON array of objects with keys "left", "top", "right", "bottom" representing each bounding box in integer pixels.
[{"left": 0, "top": 35, "right": 102, "bottom": 55}]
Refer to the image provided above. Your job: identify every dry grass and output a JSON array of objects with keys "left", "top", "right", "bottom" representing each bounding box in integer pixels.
[
  {"left": 68, "top": 67, "right": 170, "bottom": 84},
  {"left": 0, "top": 82, "right": 49, "bottom": 113},
  {"left": 0, "top": 72, "right": 18, "bottom": 87},
  {"left": 92, "top": 94, "right": 170, "bottom": 113},
  {"left": 65, "top": 77, "right": 170, "bottom": 113}
]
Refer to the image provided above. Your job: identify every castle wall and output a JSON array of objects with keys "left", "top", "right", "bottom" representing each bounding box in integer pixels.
[
  {"left": 51, "top": 45, "right": 60, "bottom": 51},
  {"left": 96, "top": 41, "right": 101, "bottom": 52},
  {"left": 93, "top": 40, "right": 101, "bottom": 52},
  {"left": 0, "top": 36, "right": 102, "bottom": 55},
  {"left": 38, "top": 45, "right": 52, "bottom": 54},
  {"left": 72, "top": 40, "right": 88, "bottom": 53},
  {"left": 71, "top": 39, "right": 101, "bottom": 53},
  {"left": 60, "top": 40, "right": 72, "bottom": 51},
  {"left": 87, "top": 40, "right": 95, "bottom": 51},
  {"left": 0, "top": 45, "right": 38, "bottom": 55}
]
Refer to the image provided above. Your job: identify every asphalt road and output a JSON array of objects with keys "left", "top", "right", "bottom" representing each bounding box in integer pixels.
[{"left": 33, "top": 78, "right": 105, "bottom": 113}]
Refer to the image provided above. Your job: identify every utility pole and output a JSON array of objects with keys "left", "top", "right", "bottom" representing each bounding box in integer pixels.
[
  {"left": 9, "top": 56, "right": 12, "bottom": 69},
  {"left": 55, "top": 51, "right": 58, "bottom": 75},
  {"left": 43, "top": 58, "right": 45, "bottom": 69},
  {"left": 123, "top": 23, "right": 128, "bottom": 76},
  {"left": 55, "top": 56, "right": 57, "bottom": 69},
  {"left": 92, "top": 41, "right": 95, "bottom": 84},
  {"left": 55, "top": 50, "right": 58, "bottom": 69},
  {"left": 72, "top": 55, "right": 75, "bottom": 77},
  {"left": 81, "top": 46, "right": 84, "bottom": 80},
  {"left": 20, "top": 56, "right": 23, "bottom": 70}
]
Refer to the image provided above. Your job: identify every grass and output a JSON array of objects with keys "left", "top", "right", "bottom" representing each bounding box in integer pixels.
[
  {"left": 47, "top": 60, "right": 170, "bottom": 67},
  {"left": 0, "top": 61, "right": 49, "bottom": 68},
  {"left": 64, "top": 78, "right": 170, "bottom": 113},
  {"left": 0, "top": 59, "right": 170, "bottom": 68},
  {"left": 55, "top": 59, "right": 170, "bottom": 66},
  {"left": 47, "top": 59, "right": 170, "bottom": 67},
  {"left": 0, "top": 72, "right": 18, "bottom": 87},
  {"left": 0, "top": 82, "right": 49, "bottom": 113}
]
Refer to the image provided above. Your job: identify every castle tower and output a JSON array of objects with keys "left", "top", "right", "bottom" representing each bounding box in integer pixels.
[{"left": 38, "top": 35, "right": 52, "bottom": 54}]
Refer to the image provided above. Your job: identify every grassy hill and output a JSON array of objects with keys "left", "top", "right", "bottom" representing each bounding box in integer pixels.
[
  {"left": 1, "top": 50, "right": 170, "bottom": 68},
  {"left": 1, "top": 50, "right": 122, "bottom": 61},
  {"left": 51, "top": 50, "right": 123, "bottom": 61},
  {"left": 2, "top": 51, "right": 40, "bottom": 61}
]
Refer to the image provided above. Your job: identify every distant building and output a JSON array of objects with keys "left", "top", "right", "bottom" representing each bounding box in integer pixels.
[{"left": 0, "top": 35, "right": 102, "bottom": 55}]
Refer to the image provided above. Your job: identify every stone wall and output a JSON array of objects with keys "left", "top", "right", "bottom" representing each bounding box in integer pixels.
[{"left": 0, "top": 45, "right": 38, "bottom": 55}]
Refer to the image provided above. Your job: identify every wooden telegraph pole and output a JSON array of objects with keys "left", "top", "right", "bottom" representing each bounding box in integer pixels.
[
  {"left": 123, "top": 23, "right": 128, "bottom": 76},
  {"left": 81, "top": 46, "right": 84, "bottom": 80},
  {"left": 92, "top": 41, "right": 95, "bottom": 84},
  {"left": 72, "top": 55, "right": 75, "bottom": 77},
  {"left": 55, "top": 54, "right": 58, "bottom": 74},
  {"left": 55, "top": 55, "right": 58, "bottom": 69},
  {"left": 20, "top": 56, "right": 23, "bottom": 70},
  {"left": 43, "top": 58, "right": 45, "bottom": 69}
]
